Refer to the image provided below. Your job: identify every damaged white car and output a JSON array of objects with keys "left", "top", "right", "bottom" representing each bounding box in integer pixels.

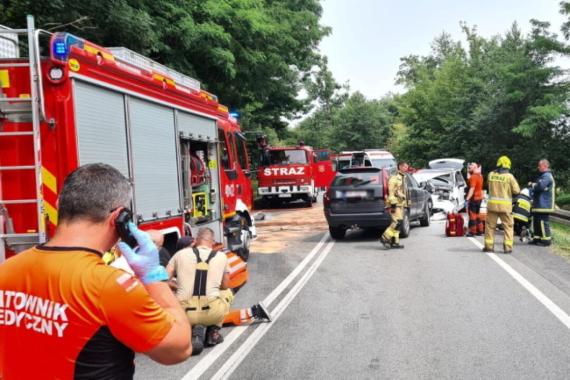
[{"left": 413, "top": 159, "right": 467, "bottom": 213}]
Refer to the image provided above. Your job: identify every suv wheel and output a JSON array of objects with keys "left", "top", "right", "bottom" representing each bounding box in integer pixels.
[
  {"left": 329, "top": 226, "right": 346, "bottom": 240},
  {"left": 419, "top": 202, "right": 430, "bottom": 227},
  {"left": 399, "top": 210, "right": 411, "bottom": 238}
]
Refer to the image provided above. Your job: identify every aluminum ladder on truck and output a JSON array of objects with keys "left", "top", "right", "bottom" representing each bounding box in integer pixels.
[{"left": 0, "top": 16, "right": 47, "bottom": 260}]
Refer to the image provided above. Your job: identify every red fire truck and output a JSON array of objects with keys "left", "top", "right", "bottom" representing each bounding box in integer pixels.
[
  {"left": 257, "top": 143, "right": 335, "bottom": 207},
  {"left": 0, "top": 17, "right": 254, "bottom": 261}
]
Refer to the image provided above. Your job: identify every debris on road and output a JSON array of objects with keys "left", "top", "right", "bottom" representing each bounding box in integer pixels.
[{"left": 251, "top": 204, "right": 327, "bottom": 254}]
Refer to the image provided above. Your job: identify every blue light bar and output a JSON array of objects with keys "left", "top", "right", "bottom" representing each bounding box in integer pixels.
[{"left": 50, "top": 32, "right": 84, "bottom": 62}]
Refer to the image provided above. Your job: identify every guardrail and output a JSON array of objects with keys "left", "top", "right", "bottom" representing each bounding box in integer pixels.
[{"left": 552, "top": 209, "right": 570, "bottom": 226}]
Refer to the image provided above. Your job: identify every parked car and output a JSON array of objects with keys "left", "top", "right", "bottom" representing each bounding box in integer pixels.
[
  {"left": 324, "top": 167, "right": 431, "bottom": 239},
  {"left": 413, "top": 158, "right": 467, "bottom": 213}
]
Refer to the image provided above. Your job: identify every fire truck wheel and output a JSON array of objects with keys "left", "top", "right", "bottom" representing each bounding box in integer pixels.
[
  {"left": 239, "top": 215, "right": 251, "bottom": 260},
  {"left": 269, "top": 198, "right": 282, "bottom": 208},
  {"left": 304, "top": 195, "right": 313, "bottom": 207}
]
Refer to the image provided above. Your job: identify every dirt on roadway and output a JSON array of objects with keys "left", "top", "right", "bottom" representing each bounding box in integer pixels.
[{"left": 251, "top": 202, "right": 327, "bottom": 254}]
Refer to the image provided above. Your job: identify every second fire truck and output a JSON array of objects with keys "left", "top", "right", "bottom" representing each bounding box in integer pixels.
[{"left": 256, "top": 140, "right": 335, "bottom": 207}]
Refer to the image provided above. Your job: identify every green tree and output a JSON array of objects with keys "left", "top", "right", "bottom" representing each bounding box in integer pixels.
[
  {"left": 394, "top": 22, "right": 570, "bottom": 186},
  {"left": 0, "top": 0, "right": 329, "bottom": 134},
  {"left": 328, "top": 92, "right": 393, "bottom": 152}
]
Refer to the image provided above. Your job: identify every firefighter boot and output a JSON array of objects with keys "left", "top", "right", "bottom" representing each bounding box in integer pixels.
[
  {"left": 206, "top": 326, "right": 224, "bottom": 347},
  {"left": 380, "top": 235, "right": 392, "bottom": 249},
  {"left": 251, "top": 303, "right": 272, "bottom": 322},
  {"left": 390, "top": 237, "right": 404, "bottom": 249},
  {"left": 482, "top": 246, "right": 494, "bottom": 253},
  {"left": 191, "top": 325, "right": 206, "bottom": 355}
]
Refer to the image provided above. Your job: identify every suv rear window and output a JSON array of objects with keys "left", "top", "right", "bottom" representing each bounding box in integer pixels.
[{"left": 333, "top": 171, "right": 381, "bottom": 187}]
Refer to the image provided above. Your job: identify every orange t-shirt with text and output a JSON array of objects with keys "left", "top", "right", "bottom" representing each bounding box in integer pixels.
[{"left": 0, "top": 245, "right": 173, "bottom": 379}]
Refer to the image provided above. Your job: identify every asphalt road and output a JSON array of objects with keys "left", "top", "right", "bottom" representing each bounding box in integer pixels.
[{"left": 135, "top": 207, "right": 570, "bottom": 379}]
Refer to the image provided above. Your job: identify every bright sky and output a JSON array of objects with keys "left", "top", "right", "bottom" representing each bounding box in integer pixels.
[{"left": 319, "top": 0, "right": 568, "bottom": 99}]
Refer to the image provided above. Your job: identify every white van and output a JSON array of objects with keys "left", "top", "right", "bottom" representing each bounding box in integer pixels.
[{"left": 335, "top": 149, "right": 396, "bottom": 171}]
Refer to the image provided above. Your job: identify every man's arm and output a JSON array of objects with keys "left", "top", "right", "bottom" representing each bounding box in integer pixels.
[
  {"left": 115, "top": 224, "right": 191, "bottom": 364},
  {"left": 143, "top": 282, "right": 191, "bottom": 364},
  {"left": 466, "top": 186, "right": 475, "bottom": 201},
  {"left": 533, "top": 174, "right": 552, "bottom": 193},
  {"left": 511, "top": 176, "right": 521, "bottom": 195},
  {"left": 166, "top": 257, "right": 179, "bottom": 291},
  {"left": 221, "top": 272, "right": 231, "bottom": 290}
]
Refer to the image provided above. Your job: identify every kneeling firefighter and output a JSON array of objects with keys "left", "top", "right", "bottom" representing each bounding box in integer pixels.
[
  {"left": 166, "top": 228, "right": 271, "bottom": 355},
  {"left": 381, "top": 161, "right": 409, "bottom": 249}
]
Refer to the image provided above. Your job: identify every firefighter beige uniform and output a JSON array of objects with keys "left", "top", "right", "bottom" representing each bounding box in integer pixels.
[
  {"left": 484, "top": 170, "right": 520, "bottom": 251},
  {"left": 382, "top": 171, "right": 407, "bottom": 244},
  {"left": 167, "top": 246, "right": 233, "bottom": 327}
]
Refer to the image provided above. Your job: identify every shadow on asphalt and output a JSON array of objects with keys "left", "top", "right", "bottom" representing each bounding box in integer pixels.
[
  {"left": 254, "top": 198, "right": 312, "bottom": 211},
  {"left": 331, "top": 222, "right": 424, "bottom": 243}
]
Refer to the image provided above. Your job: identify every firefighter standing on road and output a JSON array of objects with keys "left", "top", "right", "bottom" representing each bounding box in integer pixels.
[
  {"left": 380, "top": 161, "right": 408, "bottom": 249},
  {"left": 466, "top": 162, "right": 485, "bottom": 237},
  {"left": 484, "top": 156, "right": 521, "bottom": 253},
  {"left": 529, "top": 159, "right": 556, "bottom": 246}
]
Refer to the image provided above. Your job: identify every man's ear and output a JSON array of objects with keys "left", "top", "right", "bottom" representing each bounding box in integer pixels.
[{"left": 109, "top": 207, "right": 124, "bottom": 228}]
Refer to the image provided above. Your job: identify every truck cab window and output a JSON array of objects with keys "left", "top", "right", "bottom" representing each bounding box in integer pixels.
[
  {"left": 218, "top": 129, "right": 230, "bottom": 169},
  {"left": 235, "top": 133, "right": 249, "bottom": 169}
]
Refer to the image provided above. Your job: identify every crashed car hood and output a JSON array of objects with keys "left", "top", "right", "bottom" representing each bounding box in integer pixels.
[
  {"left": 428, "top": 158, "right": 465, "bottom": 170},
  {"left": 413, "top": 170, "right": 454, "bottom": 183}
]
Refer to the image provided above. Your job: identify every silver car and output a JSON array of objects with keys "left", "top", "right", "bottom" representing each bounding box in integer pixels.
[{"left": 413, "top": 159, "right": 467, "bottom": 213}]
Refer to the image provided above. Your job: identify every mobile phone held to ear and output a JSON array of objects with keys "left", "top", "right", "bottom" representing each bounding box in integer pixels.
[{"left": 115, "top": 208, "right": 138, "bottom": 248}]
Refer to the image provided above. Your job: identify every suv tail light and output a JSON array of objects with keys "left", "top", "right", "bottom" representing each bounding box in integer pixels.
[{"left": 382, "top": 170, "right": 389, "bottom": 201}]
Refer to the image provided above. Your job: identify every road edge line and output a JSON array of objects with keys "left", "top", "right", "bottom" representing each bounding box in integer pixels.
[
  {"left": 182, "top": 232, "right": 329, "bottom": 380},
  {"left": 468, "top": 237, "right": 570, "bottom": 329},
  {"left": 212, "top": 240, "right": 336, "bottom": 380}
]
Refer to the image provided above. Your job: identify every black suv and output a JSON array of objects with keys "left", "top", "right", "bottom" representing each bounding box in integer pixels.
[{"left": 323, "top": 167, "right": 431, "bottom": 239}]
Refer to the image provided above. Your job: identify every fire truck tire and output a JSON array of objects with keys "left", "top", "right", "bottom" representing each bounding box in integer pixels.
[
  {"left": 304, "top": 195, "right": 313, "bottom": 207},
  {"left": 269, "top": 198, "right": 282, "bottom": 208},
  {"left": 329, "top": 226, "right": 346, "bottom": 240},
  {"left": 238, "top": 215, "right": 251, "bottom": 261}
]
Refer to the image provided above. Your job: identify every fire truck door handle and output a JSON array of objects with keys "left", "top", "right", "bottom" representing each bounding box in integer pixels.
[{"left": 237, "top": 184, "right": 242, "bottom": 195}]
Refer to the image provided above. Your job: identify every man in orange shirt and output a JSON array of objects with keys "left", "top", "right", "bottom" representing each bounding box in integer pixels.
[
  {"left": 466, "top": 162, "right": 485, "bottom": 237},
  {"left": 0, "top": 163, "right": 192, "bottom": 379}
]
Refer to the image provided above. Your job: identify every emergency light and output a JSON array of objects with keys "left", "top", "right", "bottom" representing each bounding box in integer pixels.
[{"left": 50, "top": 33, "right": 83, "bottom": 62}]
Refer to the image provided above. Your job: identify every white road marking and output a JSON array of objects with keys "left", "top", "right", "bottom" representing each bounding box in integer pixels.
[
  {"left": 212, "top": 240, "right": 336, "bottom": 380},
  {"left": 468, "top": 237, "right": 570, "bottom": 329},
  {"left": 182, "top": 232, "right": 329, "bottom": 380}
]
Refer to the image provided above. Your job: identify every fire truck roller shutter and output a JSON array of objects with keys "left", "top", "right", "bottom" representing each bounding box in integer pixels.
[
  {"left": 73, "top": 81, "right": 130, "bottom": 176},
  {"left": 129, "top": 98, "right": 180, "bottom": 220}
]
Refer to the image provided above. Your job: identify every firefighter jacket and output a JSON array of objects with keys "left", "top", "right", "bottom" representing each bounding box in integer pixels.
[
  {"left": 531, "top": 170, "right": 555, "bottom": 214},
  {"left": 513, "top": 193, "right": 532, "bottom": 223},
  {"left": 387, "top": 171, "right": 408, "bottom": 207},
  {"left": 487, "top": 168, "right": 520, "bottom": 213}
]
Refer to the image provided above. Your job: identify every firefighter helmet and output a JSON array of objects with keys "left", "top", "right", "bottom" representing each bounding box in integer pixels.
[{"left": 497, "top": 156, "right": 511, "bottom": 169}]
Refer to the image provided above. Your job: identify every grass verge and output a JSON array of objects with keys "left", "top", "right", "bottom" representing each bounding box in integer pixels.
[{"left": 552, "top": 221, "right": 570, "bottom": 259}]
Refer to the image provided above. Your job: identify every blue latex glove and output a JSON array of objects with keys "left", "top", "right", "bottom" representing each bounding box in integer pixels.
[{"left": 117, "top": 223, "right": 168, "bottom": 284}]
